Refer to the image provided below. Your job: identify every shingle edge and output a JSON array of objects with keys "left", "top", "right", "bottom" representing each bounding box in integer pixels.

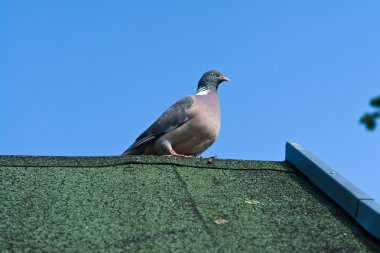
[{"left": 285, "top": 141, "right": 380, "bottom": 241}]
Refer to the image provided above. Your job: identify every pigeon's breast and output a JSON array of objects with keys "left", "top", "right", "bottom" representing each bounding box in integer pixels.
[
  {"left": 191, "top": 92, "right": 221, "bottom": 139},
  {"left": 167, "top": 91, "right": 221, "bottom": 155}
]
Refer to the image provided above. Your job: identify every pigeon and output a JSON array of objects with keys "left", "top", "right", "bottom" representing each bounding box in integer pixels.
[{"left": 122, "top": 70, "right": 229, "bottom": 157}]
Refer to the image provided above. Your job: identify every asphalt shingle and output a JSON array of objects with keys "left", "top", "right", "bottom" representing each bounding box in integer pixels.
[{"left": 0, "top": 155, "right": 379, "bottom": 252}]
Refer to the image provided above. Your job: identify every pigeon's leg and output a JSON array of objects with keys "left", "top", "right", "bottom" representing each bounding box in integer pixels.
[
  {"left": 168, "top": 149, "right": 195, "bottom": 158},
  {"left": 161, "top": 141, "right": 194, "bottom": 158}
]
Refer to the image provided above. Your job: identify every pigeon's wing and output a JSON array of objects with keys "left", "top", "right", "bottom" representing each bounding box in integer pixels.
[{"left": 123, "top": 96, "right": 194, "bottom": 154}]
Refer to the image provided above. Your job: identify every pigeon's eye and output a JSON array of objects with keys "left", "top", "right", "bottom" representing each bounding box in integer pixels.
[{"left": 211, "top": 73, "right": 215, "bottom": 76}]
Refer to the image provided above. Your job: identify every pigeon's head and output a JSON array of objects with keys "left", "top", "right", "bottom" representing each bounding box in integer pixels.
[{"left": 197, "top": 70, "right": 229, "bottom": 93}]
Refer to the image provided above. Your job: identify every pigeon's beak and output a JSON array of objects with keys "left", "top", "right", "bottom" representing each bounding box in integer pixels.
[{"left": 219, "top": 76, "right": 230, "bottom": 82}]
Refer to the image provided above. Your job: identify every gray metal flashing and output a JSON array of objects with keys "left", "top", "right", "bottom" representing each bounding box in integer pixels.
[
  {"left": 357, "top": 200, "right": 380, "bottom": 240},
  {"left": 285, "top": 141, "right": 380, "bottom": 241}
]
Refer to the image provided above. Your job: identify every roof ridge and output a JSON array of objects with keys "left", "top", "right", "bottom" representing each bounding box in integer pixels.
[{"left": 0, "top": 155, "right": 294, "bottom": 172}]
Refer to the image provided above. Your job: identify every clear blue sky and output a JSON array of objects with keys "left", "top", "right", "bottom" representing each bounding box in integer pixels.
[{"left": 2, "top": 1, "right": 380, "bottom": 201}]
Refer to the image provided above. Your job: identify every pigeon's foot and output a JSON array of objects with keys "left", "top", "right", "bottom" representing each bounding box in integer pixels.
[{"left": 167, "top": 149, "right": 195, "bottom": 158}]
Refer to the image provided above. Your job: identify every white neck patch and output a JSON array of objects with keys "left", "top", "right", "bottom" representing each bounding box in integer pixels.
[{"left": 196, "top": 89, "right": 210, "bottom": 96}]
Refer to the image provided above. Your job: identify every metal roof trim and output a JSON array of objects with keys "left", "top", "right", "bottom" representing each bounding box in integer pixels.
[{"left": 285, "top": 141, "right": 380, "bottom": 241}]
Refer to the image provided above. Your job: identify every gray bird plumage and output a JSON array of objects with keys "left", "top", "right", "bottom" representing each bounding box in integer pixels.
[{"left": 122, "top": 70, "right": 229, "bottom": 157}]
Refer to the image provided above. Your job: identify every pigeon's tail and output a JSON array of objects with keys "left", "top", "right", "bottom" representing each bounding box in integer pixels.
[
  {"left": 121, "top": 144, "right": 148, "bottom": 156},
  {"left": 121, "top": 150, "right": 131, "bottom": 156},
  {"left": 121, "top": 148, "right": 139, "bottom": 156}
]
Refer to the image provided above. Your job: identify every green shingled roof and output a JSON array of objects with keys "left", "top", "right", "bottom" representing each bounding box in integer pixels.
[{"left": 1, "top": 155, "right": 379, "bottom": 252}]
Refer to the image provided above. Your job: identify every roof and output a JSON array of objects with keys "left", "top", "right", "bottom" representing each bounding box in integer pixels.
[{"left": 1, "top": 144, "right": 379, "bottom": 252}]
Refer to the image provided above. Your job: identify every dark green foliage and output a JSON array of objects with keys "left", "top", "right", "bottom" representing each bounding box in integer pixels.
[
  {"left": 361, "top": 112, "right": 380, "bottom": 130},
  {"left": 1, "top": 155, "right": 379, "bottom": 252},
  {"left": 370, "top": 96, "right": 380, "bottom": 107},
  {"left": 361, "top": 95, "right": 380, "bottom": 130}
]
